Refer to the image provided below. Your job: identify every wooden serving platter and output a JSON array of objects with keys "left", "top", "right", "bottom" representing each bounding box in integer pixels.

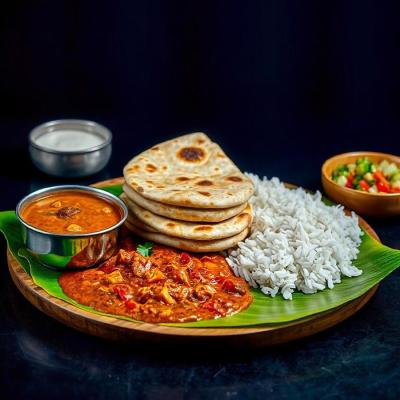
[{"left": 6, "top": 178, "right": 380, "bottom": 347}]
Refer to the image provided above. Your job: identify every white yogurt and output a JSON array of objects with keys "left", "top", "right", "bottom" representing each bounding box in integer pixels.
[{"left": 35, "top": 130, "right": 105, "bottom": 152}]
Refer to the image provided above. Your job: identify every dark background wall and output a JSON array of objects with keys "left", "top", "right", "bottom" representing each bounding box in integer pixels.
[{"left": 0, "top": 0, "right": 399, "bottom": 207}]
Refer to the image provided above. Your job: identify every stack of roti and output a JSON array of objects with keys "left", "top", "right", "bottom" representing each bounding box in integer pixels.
[{"left": 121, "top": 133, "right": 254, "bottom": 252}]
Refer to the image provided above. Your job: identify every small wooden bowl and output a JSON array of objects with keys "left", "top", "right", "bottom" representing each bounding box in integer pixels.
[{"left": 322, "top": 151, "right": 400, "bottom": 217}]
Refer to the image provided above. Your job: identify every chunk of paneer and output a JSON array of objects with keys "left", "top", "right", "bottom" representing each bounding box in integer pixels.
[
  {"left": 50, "top": 200, "right": 62, "bottom": 208},
  {"left": 131, "top": 252, "right": 148, "bottom": 277},
  {"left": 146, "top": 269, "right": 165, "bottom": 283},
  {"left": 169, "top": 286, "right": 192, "bottom": 301},
  {"left": 159, "top": 285, "right": 175, "bottom": 304},
  {"left": 137, "top": 287, "right": 152, "bottom": 303},
  {"left": 194, "top": 284, "right": 216, "bottom": 301},
  {"left": 66, "top": 223, "right": 82, "bottom": 232},
  {"left": 117, "top": 249, "right": 133, "bottom": 265},
  {"left": 106, "top": 270, "right": 124, "bottom": 284},
  {"left": 169, "top": 264, "right": 190, "bottom": 285}
]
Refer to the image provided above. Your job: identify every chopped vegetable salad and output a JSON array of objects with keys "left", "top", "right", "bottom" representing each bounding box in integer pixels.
[{"left": 332, "top": 157, "right": 400, "bottom": 193}]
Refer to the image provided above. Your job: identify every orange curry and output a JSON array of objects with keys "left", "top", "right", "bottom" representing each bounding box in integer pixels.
[
  {"left": 21, "top": 191, "right": 121, "bottom": 234},
  {"left": 59, "top": 237, "right": 252, "bottom": 323}
]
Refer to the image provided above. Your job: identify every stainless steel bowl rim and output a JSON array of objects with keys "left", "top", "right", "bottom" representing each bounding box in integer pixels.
[
  {"left": 16, "top": 185, "right": 128, "bottom": 238},
  {"left": 29, "top": 119, "right": 112, "bottom": 155}
]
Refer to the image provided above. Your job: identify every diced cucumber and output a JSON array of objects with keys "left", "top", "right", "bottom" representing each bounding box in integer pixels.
[
  {"left": 390, "top": 171, "right": 400, "bottom": 183},
  {"left": 378, "top": 160, "right": 390, "bottom": 172},
  {"left": 364, "top": 172, "right": 373, "bottom": 182},
  {"left": 385, "top": 163, "right": 398, "bottom": 177},
  {"left": 368, "top": 185, "right": 378, "bottom": 193},
  {"left": 355, "top": 157, "right": 372, "bottom": 176},
  {"left": 348, "top": 163, "right": 356, "bottom": 173},
  {"left": 337, "top": 175, "right": 347, "bottom": 187}
]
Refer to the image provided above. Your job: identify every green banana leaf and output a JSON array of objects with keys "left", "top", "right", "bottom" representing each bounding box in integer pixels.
[{"left": 1, "top": 183, "right": 400, "bottom": 328}]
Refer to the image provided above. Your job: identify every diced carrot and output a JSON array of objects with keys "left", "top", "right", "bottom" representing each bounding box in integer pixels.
[
  {"left": 359, "top": 180, "right": 370, "bottom": 191},
  {"left": 377, "top": 181, "right": 390, "bottom": 193}
]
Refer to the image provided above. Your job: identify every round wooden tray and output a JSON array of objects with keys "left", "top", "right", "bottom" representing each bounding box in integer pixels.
[{"left": 6, "top": 178, "right": 380, "bottom": 347}]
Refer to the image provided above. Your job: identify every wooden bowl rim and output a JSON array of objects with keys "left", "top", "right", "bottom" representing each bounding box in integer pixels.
[{"left": 321, "top": 151, "right": 400, "bottom": 198}]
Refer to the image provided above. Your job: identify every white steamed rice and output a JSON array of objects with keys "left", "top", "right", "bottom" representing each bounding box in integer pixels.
[{"left": 226, "top": 175, "right": 363, "bottom": 300}]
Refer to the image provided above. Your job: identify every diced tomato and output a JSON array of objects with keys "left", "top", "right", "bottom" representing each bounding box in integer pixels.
[
  {"left": 179, "top": 252, "right": 191, "bottom": 265},
  {"left": 376, "top": 181, "right": 390, "bottom": 193},
  {"left": 346, "top": 174, "right": 354, "bottom": 188},
  {"left": 202, "top": 300, "right": 221, "bottom": 315},
  {"left": 390, "top": 187, "right": 400, "bottom": 193},
  {"left": 222, "top": 279, "right": 236, "bottom": 293},
  {"left": 359, "top": 180, "right": 370, "bottom": 191},
  {"left": 189, "top": 269, "right": 200, "bottom": 280},
  {"left": 213, "top": 276, "right": 226, "bottom": 284},
  {"left": 374, "top": 171, "right": 390, "bottom": 187},
  {"left": 112, "top": 286, "right": 127, "bottom": 301},
  {"left": 125, "top": 299, "right": 137, "bottom": 310}
]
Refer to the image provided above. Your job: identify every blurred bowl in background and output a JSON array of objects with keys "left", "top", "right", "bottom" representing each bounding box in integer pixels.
[
  {"left": 29, "top": 119, "right": 112, "bottom": 178},
  {"left": 322, "top": 151, "right": 400, "bottom": 218}
]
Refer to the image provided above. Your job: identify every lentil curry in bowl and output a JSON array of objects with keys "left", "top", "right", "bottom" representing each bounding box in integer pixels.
[
  {"left": 16, "top": 185, "right": 128, "bottom": 269},
  {"left": 20, "top": 190, "right": 122, "bottom": 234}
]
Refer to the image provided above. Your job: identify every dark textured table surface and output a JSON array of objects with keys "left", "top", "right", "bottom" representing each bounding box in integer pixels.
[{"left": 0, "top": 120, "right": 399, "bottom": 400}]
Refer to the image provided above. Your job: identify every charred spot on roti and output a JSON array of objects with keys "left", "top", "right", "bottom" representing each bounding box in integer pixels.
[
  {"left": 127, "top": 165, "right": 140, "bottom": 172},
  {"left": 217, "top": 152, "right": 226, "bottom": 158},
  {"left": 151, "top": 146, "right": 159, "bottom": 151},
  {"left": 197, "top": 180, "right": 213, "bottom": 186},
  {"left": 178, "top": 147, "right": 205, "bottom": 162},
  {"left": 156, "top": 185, "right": 165, "bottom": 189},
  {"left": 137, "top": 186, "right": 144, "bottom": 193},
  {"left": 146, "top": 164, "right": 157, "bottom": 173},
  {"left": 176, "top": 176, "right": 190, "bottom": 182},
  {"left": 166, "top": 222, "right": 176, "bottom": 228},
  {"left": 198, "top": 191, "right": 211, "bottom": 197},
  {"left": 194, "top": 225, "right": 213, "bottom": 232},
  {"left": 181, "top": 199, "right": 194, "bottom": 205},
  {"left": 146, "top": 180, "right": 154, "bottom": 184},
  {"left": 197, "top": 139, "right": 205, "bottom": 144},
  {"left": 227, "top": 176, "right": 243, "bottom": 182}
]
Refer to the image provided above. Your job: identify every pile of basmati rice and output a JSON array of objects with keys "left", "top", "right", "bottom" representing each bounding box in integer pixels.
[{"left": 226, "top": 175, "right": 363, "bottom": 300}]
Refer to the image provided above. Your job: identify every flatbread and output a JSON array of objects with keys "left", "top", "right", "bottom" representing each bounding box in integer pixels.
[
  {"left": 125, "top": 221, "right": 250, "bottom": 252},
  {"left": 125, "top": 212, "right": 158, "bottom": 233},
  {"left": 123, "top": 133, "right": 254, "bottom": 208},
  {"left": 122, "top": 186, "right": 247, "bottom": 222},
  {"left": 126, "top": 199, "right": 253, "bottom": 241}
]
